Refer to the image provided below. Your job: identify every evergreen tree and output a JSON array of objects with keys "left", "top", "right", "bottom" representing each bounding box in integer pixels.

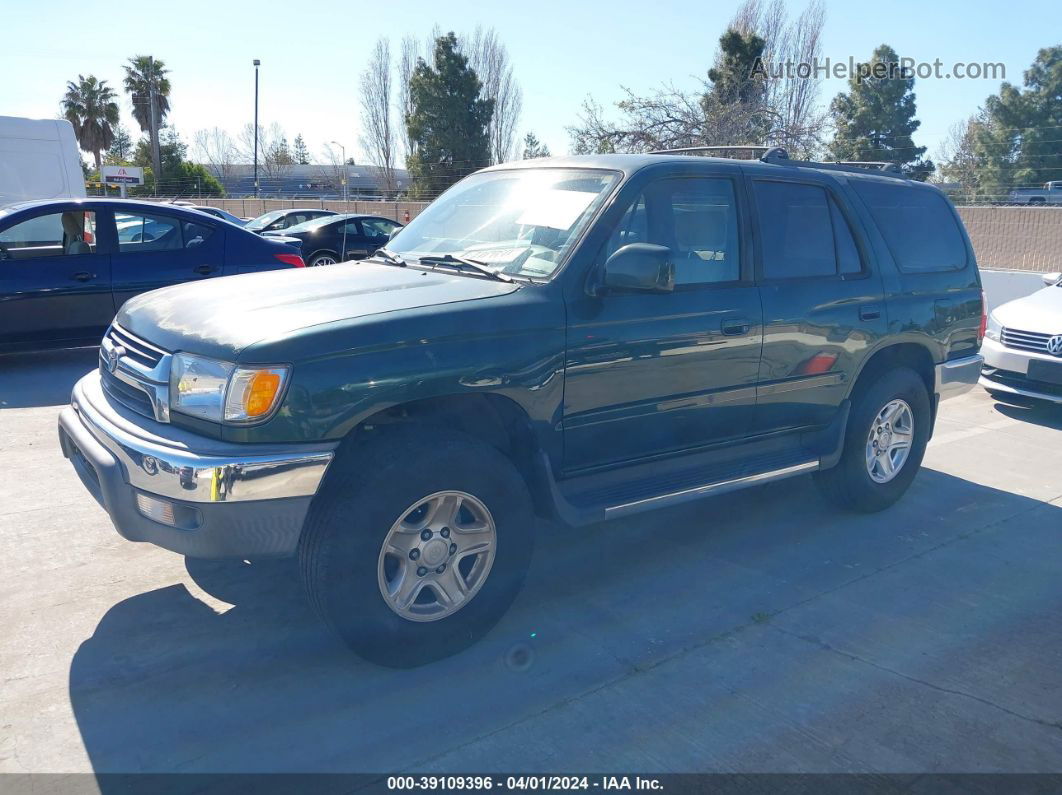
[
  {"left": 105, "top": 126, "right": 134, "bottom": 164},
  {"left": 829, "top": 44, "right": 933, "bottom": 179},
  {"left": 522, "top": 131, "right": 550, "bottom": 159},
  {"left": 405, "top": 32, "right": 494, "bottom": 197},
  {"left": 293, "top": 134, "right": 310, "bottom": 165},
  {"left": 970, "top": 46, "right": 1062, "bottom": 197}
]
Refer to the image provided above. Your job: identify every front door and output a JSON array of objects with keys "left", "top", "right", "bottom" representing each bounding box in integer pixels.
[
  {"left": 747, "top": 175, "right": 887, "bottom": 433},
  {"left": 0, "top": 208, "right": 113, "bottom": 349},
  {"left": 109, "top": 210, "right": 225, "bottom": 311},
  {"left": 563, "top": 174, "right": 763, "bottom": 471}
]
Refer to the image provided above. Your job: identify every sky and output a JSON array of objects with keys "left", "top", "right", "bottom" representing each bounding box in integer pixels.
[{"left": 2, "top": 0, "right": 1059, "bottom": 166}]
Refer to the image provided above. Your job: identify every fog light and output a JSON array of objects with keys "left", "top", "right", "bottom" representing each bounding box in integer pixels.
[{"left": 136, "top": 493, "right": 177, "bottom": 526}]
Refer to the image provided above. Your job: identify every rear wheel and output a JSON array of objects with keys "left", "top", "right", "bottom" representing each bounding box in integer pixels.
[
  {"left": 299, "top": 425, "right": 535, "bottom": 667},
  {"left": 815, "top": 367, "right": 930, "bottom": 512},
  {"left": 308, "top": 251, "right": 338, "bottom": 267}
]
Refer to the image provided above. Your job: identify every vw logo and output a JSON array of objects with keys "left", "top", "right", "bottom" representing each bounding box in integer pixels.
[
  {"left": 106, "top": 345, "right": 125, "bottom": 372},
  {"left": 1047, "top": 335, "right": 1062, "bottom": 356}
]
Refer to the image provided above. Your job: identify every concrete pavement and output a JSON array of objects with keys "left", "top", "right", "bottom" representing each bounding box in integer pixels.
[{"left": 1, "top": 348, "right": 1061, "bottom": 774}]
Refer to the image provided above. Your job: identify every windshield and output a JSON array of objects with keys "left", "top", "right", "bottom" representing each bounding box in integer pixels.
[
  {"left": 245, "top": 210, "right": 288, "bottom": 230},
  {"left": 388, "top": 168, "right": 619, "bottom": 280}
]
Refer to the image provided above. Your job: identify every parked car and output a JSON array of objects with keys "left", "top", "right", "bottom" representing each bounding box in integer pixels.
[
  {"left": 0, "top": 115, "right": 85, "bottom": 206},
  {"left": 980, "top": 271, "right": 1062, "bottom": 403},
  {"left": 263, "top": 213, "right": 403, "bottom": 266},
  {"left": 188, "top": 205, "right": 248, "bottom": 226},
  {"left": 0, "top": 198, "right": 305, "bottom": 353},
  {"left": 1008, "top": 181, "right": 1062, "bottom": 205},
  {"left": 57, "top": 152, "right": 983, "bottom": 666},
  {"left": 244, "top": 208, "right": 337, "bottom": 234}
]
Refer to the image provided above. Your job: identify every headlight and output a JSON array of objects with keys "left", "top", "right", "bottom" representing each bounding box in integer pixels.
[
  {"left": 170, "top": 353, "right": 289, "bottom": 424},
  {"left": 985, "top": 314, "right": 1002, "bottom": 341}
]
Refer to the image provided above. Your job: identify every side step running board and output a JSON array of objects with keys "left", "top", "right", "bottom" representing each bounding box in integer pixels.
[{"left": 603, "top": 460, "right": 819, "bottom": 518}]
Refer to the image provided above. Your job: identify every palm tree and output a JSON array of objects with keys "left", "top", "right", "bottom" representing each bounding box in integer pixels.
[
  {"left": 61, "top": 75, "right": 120, "bottom": 171},
  {"left": 122, "top": 54, "right": 171, "bottom": 133}
]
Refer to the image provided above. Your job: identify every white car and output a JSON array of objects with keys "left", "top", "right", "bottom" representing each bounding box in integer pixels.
[{"left": 980, "top": 272, "right": 1062, "bottom": 403}]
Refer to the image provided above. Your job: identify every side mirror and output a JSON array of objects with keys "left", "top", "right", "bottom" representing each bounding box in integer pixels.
[
  {"left": 602, "top": 243, "right": 674, "bottom": 293},
  {"left": 1042, "top": 272, "right": 1061, "bottom": 286}
]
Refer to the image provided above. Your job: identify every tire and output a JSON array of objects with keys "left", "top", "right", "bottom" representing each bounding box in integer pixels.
[
  {"left": 308, "top": 251, "right": 339, "bottom": 267},
  {"left": 814, "top": 367, "right": 931, "bottom": 513},
  {"left": 299, "top": 425, "right": 535, "bottom": 667}
]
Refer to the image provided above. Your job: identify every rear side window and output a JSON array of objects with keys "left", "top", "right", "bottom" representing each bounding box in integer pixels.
[
  {"left": 753, "top": 182, "right": 863, "bottom": 279},
  {"left": 852, "top": 181, "right": 967, "bottom": 272}
]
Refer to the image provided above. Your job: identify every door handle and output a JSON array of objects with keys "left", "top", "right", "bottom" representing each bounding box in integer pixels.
[
  {"left": 193, "top": 265, "right": 217, "bottom": 275},
  {"left": 721, "top": 317, "right": 751, "bottom": 336},
  {"left": 71, "top": 271, "right": 95, "bottom": 282},
  {"left": 859, "top": 304, "right": 882, "bottom": 321}
]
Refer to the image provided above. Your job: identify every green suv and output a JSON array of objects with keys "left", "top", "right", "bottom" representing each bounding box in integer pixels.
[{"left": 58, "top": 151, "right": 984, "bottom": 666}]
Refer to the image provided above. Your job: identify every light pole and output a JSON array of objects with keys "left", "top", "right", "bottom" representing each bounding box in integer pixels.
[
  {"left": 253, "top": 59, "right": 261, "bottom": 198},
  {"left": 331, "top": 140, "right": 347, "bottom": 202}
]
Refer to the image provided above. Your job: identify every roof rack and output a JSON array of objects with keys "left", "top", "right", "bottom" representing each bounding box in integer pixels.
[{"left": 650, "top": 143, "right": 907, "bottom": 180}]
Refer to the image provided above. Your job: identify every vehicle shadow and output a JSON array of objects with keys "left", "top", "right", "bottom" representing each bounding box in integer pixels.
[
  {"left": 0, "top": 347, "right": 98, "bottom": 409},
  {"left": 988, "top": 395, "right": 1062, "bottom": 429},
  {"left": 68, "top": 468, "right": 1062, "bottom": 775}
]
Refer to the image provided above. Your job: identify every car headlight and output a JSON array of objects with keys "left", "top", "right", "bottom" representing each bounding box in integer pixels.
[
  {"left": 985, "top": 313, "right": 1002, "bottom": 341},
  {"left": 170, "top": 353, "right": 289, "bottom": 424}
]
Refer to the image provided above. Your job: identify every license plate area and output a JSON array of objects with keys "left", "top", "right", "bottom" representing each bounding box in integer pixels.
[{"left": 1028, "top": 359, "right": 1062, "bottom": 386}]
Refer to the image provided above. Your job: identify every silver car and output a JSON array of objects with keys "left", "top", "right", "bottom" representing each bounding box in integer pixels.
[{"left": 980, "top": 272, "right": 1062, "bottom": 403}]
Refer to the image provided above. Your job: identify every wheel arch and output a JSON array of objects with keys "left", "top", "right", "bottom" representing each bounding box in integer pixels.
[{"left": 847, "top": 342, "right": 937, "bottom": 427}]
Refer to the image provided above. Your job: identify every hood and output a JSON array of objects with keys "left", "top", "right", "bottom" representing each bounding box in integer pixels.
[
  {"left": 993, "top": 285, "right": 1062, "bottom": 334},
  {"left": 116, "top": 263, "right": 520, "bottom": 360}
]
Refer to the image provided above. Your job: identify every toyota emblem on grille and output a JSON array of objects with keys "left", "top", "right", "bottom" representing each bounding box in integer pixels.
[
  {"left": 1047, "top": 335, "right": 1062, "bottom": 356},
  {"left": 106, "top": 345, "right": 125, "bottom": 372}
]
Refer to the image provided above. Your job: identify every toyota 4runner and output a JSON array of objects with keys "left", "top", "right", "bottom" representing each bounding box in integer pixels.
[{"left": 58, "top": 150, "right": 984, "bottom": 666}]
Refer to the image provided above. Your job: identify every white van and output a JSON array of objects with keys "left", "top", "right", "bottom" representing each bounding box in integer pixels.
[{"left": 0, "top": 116, "right": 86, "bottom": 207}]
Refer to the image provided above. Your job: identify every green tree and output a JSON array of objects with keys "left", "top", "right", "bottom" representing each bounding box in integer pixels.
[
  {"left": 123, "top": 55, "right": 171, "bottom": 179},
  {"left": 969, "top": 46, "right": 1062, "bottom": 198},
  {"left": 522, "top": 131, "right": 551, "bottom": 159},
  {"left": 61, "top": 74, "right": 120, "bottom": 171},
  {"left": 293, "top": 134, "right": 310, "bottom": 164},
  {"left": 829, "top": 44, "right": 933, "bottom": 179},
  {"left": 703, "top": 28, "right": 770, "bottom": 146},
  {"left": 131, "top": 128, "right": 223, "bottom": 196},
  {"left": 105, "top": 126, "right": 134, "bottom": 165},
  {"left": 405, "top": 32, "right": 494, "bottom": 197}
]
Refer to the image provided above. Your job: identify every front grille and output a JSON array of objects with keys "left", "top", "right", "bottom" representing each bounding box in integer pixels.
[
  {"left": 100, "top": 367, "right": 156, "bottom": 417},
  {"left": 1000, "top": 327, "right": 1055, "bottom": 354},
  {"left": 106, "top": 324, "right": 166, "bottom": 368}
]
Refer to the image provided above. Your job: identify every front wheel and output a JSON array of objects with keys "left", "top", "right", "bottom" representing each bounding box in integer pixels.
[
  {"left": 299, "top": 426, "right": 535, "bottom": 667},
  {"left": 814, "top": 367, "right": 931, "bottom": 513}
]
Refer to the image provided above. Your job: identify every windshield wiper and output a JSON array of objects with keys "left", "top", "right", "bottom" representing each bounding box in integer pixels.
[
  {"left": 415, "top": 254, "right": 513, "bottom": 283},
  {"left": 371, "top": 247, "right": 407, "bottom": 267}
]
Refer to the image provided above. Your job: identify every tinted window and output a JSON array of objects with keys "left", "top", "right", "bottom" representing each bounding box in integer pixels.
[
  {"left": 754, "top": 182, "right": 837, "bottom": 279},
  {"left": 852, "top": 181, "right": 966, "bottom": 272},
  {"left": 0, "top": 211, "right": 97, "bottom": 259},
  {"left": 361, "top": 218, "right": 399, "bottom": 237},
  {"left": 605, "top": 178, "right": 740, "bottom": 286},
  {"left": 339, "top": 220, "right": 361, "bottom": 235},
  {"left": 115, "top": 213, "right": 183, "bottom": 253},
  {"left": 182, "top": 220, "right": 215, "bottom": 248}
]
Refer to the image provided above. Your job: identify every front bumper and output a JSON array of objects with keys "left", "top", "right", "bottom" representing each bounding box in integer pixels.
[
  {"left": 934, "top": 353, "right": 984, "bottom": 401},
  {"left": 58, "top": 371, "right": 336, "bottom": 557},
  {"left": 979, "top": 336, "right": 1062, "bottom": 404}
]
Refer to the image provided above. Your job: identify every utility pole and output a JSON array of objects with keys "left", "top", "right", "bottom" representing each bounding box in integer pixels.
[
  {"left": 148, "top": 56, "right": 162, "bottom": 193},
  {"left": 253, "top": 59, "right": 261, "bottom": 198}
]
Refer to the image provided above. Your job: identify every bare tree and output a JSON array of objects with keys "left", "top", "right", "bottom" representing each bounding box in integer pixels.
[
  {"left": 192, "top": 127, "right": 239, "bottom": 180},
  {"left": 316, "top": 142, "right": 347, "bottom": 196},
  {"left": 463, "top": 26, "right": 523, "bottom": 164},
  {"left": 359, "top": 38, "right": 398, "bottom": 197},
  {"left": 237, "top": 122, "right": 294, "bottom": 187},
  {"left": 730, "top": 0, "right": 827, "bottom": 157},
  {"left": 935, "top": 114, "right": 986, "bottom": 199}
]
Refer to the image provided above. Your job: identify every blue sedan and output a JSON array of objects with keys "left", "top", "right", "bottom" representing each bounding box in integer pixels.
[{"left": 0, "top": 198, "right": 305, "bottom": 353}]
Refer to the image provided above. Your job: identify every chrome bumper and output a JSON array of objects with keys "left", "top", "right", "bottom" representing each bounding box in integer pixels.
[
  {"left": 58, "top": 371, "right": 336, "bottom": 557},
  {"left": 934, "top": 353, "right": 984, "bottom": 401}
]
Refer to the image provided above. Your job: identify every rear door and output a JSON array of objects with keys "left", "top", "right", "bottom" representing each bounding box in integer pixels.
[
  {"left": 108, "top": 209, "right": 226, "bottom": 311},
  {"left": 0, "top": 207, "right": 112, "bottom": 348},
  {"left": 746, "top": 173, "right": 887, "bottom": 433}
]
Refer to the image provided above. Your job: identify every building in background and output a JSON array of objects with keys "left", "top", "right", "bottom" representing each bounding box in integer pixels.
[{"left": 200, "top": 164, "right": 410, "bottom": 199}]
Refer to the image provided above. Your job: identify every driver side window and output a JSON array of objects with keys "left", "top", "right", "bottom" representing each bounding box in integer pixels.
[{"left": 0, "top": 211, "right": 97, "bottom": 260}]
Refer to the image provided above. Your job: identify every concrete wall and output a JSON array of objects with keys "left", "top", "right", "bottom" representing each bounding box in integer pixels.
[
  {"left": 956, "top": 206, "right": 1062, "bottom": 273},
  {"left": 158, "top": 200, "right": 1062, "bottom": 274}
]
